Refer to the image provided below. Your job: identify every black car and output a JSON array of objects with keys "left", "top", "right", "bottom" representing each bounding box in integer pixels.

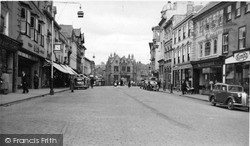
[{"left": 209, "top": 83, "right": 249, "bottom": 111}]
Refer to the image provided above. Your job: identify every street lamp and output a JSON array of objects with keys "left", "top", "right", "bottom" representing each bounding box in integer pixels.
[
  {"left": 49, "top": 2, "right": 84, "bottom": 95},
  {"left": 50, "top": 6, "right": 55, "bottom": 95}
]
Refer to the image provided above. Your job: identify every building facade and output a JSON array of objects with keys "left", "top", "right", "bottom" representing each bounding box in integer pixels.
[
  {"left": 223, "top": 2, "right": 250, "bottom": 95},
  {"left": 105, "top": 53, "right": 137, "bottom": 86},
  {"left": 0, "top": 1, "right": 87, "bottom": 93},
  {"left": 172, "top": 14, "right": 195, "bottom": 90}
]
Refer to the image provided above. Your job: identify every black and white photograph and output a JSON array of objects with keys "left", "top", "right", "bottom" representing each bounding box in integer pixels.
[{"left": 0, "top": 0, "right": 249, "bottom": 145}]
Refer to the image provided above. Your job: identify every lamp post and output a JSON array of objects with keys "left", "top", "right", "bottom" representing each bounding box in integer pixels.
[
  {"left": 49, "top": 2, "right": 84, "bottom": 95},
  {"left": 50, "top": 6, "right": 55, "bottom": 95}
]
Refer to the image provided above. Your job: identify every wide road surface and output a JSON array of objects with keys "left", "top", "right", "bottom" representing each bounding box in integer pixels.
[{"left": 0, "top": 86, "right": 249, "bottom": 146}]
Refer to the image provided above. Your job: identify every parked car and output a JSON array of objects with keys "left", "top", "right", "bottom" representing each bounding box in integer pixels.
[
  {"left": 209, "top": 83, "right": 249, "bottom": 111},
  {"left": 74, "top": 76, "right": 85, "bottom": 89},
  {"left": 77, "top": 74, "right": 90, "bottom": 89}
]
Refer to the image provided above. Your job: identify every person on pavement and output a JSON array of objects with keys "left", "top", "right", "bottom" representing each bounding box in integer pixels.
[
  {"left": 181, "top": 80, "right": 187, "bottom": 95},
  {"left": 90, "top": 77, "right": 95, "bottom": 88},
  {"left": 70, "top": 75, "right": 75, "bottom": 92},
  {"left": 21, "top": 71, "right": 29, "bottom": 93},
  {"left": 33, "top": 71, "right": 39, "bottom": 89},
  {"left": 128, "top": 80, "right": 131, "bottom": 88}
]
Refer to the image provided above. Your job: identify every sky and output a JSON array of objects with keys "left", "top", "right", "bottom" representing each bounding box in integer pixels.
[{"left": 54, "top": 0, "right": 207, "bottom": 65}]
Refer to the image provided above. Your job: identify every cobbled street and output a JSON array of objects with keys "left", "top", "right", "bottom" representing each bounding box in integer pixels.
[{"left": 0, "top": 86, "right": 249, "bottom": 146}]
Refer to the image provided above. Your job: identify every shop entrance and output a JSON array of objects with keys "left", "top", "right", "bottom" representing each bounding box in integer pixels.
[{"left": 18, "top": 56, "right": 36, "bottom": 88}]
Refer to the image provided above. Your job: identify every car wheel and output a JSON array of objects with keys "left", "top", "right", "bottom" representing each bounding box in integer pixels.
[
  {"left": 227, "top": 99, "right": 234, "bottom": 110},
  {"left": 211, "top": 96, "right": 216, "bottom": 106}
]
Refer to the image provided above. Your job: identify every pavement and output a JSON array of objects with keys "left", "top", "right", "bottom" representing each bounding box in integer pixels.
[
  {"left": 0, "top": 86, "right": 209, "bottom": 107},
  {"left": 0, "top": 88, "right": 70, "bottom": 106},
  {"left": 158, "top": 88, "right": 209, "bottom": 102}
]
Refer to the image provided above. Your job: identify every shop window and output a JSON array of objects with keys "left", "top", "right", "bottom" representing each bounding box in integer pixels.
[
  {"left": 223, "top": 33, "right": 229, "bottom": 53},
  {"left": 245, "top": 2, "right": 250, "bottom": 13},
  {"left": 226, "top": 64, "right": 234, "bottom": 84},
  {"left": 226, "top": 5, "right": 232, "bottom": 21},
  {"left": 235, "top": 2, "right": 241, "bottom": 18},
  {"left": 238, "top": 26, "right": 246, "bottom": 50}
]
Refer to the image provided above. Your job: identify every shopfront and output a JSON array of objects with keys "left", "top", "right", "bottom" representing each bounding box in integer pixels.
[
  {"left": 0, "top": 34, "right": 21, "bottom": 93},
  {"left": 172, "top": 64, "right": 192, "bottom": 91},
  {"left": 225, "top": 49, "right": 250, "bottom": 95},
  {"left": 191, "top": 56, "right": 224, "bottom": 94},
  {"left": 17, "top": 51, "right": 40, "bottom": 89},
  {"left": 164, "top": 62, "right": 171, "bottom": 89}
]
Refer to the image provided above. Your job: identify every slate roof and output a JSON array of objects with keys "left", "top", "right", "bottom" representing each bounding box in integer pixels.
[{"left": 60, "top": 25, "right": 73, "bottom": 38}]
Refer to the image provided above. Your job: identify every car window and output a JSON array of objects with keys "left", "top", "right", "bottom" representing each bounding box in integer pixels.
[
  {"left": 228, "top": 86, "right": 243, "bottom": 92},
  {"left": 221, "top": 85, "right": 227, "bottom": 91},
  {"left": 215, "top": 85, "right": 221, "bottom": 90}
]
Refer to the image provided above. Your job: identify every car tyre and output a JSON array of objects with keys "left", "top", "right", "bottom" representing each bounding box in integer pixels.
[
  {"left": 211, "top": 96, "right": 216, "bottom": 106},
  {"left": 227, "top": 99, "right": 234, "bottom": 110}
]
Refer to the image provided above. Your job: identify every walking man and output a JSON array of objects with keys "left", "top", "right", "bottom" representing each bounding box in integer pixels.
[
  {"left": 21, "top": 71, "right": 29, "bottom": 93},
  {"left": 33, "top": 71, "right": 39, "bottom": 89},
  {"left": 70, "top": 75, "right": 75, "bottom": 92}
]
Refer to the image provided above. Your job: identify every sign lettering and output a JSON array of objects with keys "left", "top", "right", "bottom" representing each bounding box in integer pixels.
[{"left": 235, "top": 52, "right": 248, "bottom": 61}]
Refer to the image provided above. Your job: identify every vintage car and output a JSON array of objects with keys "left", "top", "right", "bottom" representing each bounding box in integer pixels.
[
  {"left": 74, "top": 74, "right": 89, "bottom": 89},
  {"left": 209, "top": 83, "right": 249, "bottom": 111},
  {"left": 74, "top": 76, "right": 85, "bottom": 89}
]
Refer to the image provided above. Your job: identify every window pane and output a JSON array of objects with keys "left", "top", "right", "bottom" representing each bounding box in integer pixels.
[
  {"left": 214, "top": 39, "right": 217, "bottom": 54},
  {"left": 21, "top": 8, "right": 26, "bottom": 19},
  {"left": 205, "top": 42, "right": 211, "bottom": 56},
  {"left": 200, "top": 44, "right": 203, "bottom": 57}
]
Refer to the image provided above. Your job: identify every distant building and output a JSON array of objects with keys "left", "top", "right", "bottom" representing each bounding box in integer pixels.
[{"left": 105, "top": 53, "right": 147, "bottom": 86}]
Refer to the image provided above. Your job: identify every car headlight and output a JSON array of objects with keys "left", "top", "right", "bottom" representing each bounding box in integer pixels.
[{"left": 237, "top": 93, "right": 242, "bottom": 97}]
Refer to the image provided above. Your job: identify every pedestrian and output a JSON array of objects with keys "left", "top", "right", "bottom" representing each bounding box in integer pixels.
[
  {"left": 128, "top": 80, "right": 131, "bottom": 88},
  {"left": 21, "top": 71, "right": 29, "bottom": 93},
  {"left": 157, "top": 79, "right": 161, "bottom": 89},
  {"left": 70, "top": 75, "right": 75, "bottom": 92},
  {"left": 181, "top": 80, "right": 187, "bottom": 95},
  {"left": 163, "top": 80, "right": 166, "bottom": 91},
  {"left": 90, "top": 77, "right": 95, "bottom": 88},
  {"left": 33, "top": 71, "right": 39, "bottom": 89}
]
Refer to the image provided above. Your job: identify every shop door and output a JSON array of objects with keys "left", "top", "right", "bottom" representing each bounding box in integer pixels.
[
  {"left": 193, "top": 69, "right": 200, "bottom": 94},
  {"left": 18, "top": 56, "right": 36, "bottom": 88}
]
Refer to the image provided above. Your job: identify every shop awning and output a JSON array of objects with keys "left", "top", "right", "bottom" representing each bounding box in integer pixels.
[
  {"left": 53, "top": 63, "right": 69, "bottom": 74},
  {"left": 45, "top": 59, "right": 70, "bottom": 74},
  {"left": 60, "top": 65, "right": 77, "bottom": 75}
]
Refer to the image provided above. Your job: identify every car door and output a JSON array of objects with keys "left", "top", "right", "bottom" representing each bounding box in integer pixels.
[
  {"left": 218, "top": 85, "right": 228, "bottom": 103},
  {"left": 213, "top": 84, "right": 221, "bottom": 102}
]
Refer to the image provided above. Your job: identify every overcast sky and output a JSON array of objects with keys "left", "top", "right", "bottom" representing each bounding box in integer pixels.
[{"left": 54, "top": 1, "right": 206, "bottom": 65}]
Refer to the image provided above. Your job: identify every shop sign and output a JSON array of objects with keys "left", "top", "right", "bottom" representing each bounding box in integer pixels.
[
  {"left": 193, "top": 60, "right": 223, "bottom": 68},
  {"left": 226, "top": 51, "right": 250, "bottom": 64},
  {"left": 234, "top": 51, "right": 249, "bottom": 62}
]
